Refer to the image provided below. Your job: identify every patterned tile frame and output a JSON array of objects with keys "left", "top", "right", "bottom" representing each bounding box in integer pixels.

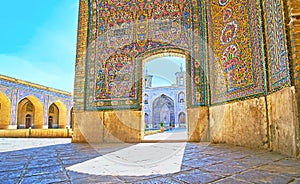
[{"left": 83, "top": 0, "right": 208, "bottom": 110}]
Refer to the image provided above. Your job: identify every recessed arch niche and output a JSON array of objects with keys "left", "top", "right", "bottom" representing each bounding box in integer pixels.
[
  {"left": 48, "top": 101, "right": 67, "bottom": 129},
  {"left": 17, "top": 96, "right": 44, "bottom": 129}
]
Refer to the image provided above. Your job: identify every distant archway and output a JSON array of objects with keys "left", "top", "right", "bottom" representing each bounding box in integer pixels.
[
  {"left": 144, "top": 94, "right": 149, "bottom": 104},
  {"left": 178, "top": 92, "right": 185, "bottom": 103},
  {"left": 141, "top": 50, "right": 189, "bottom": 139},
  {"left": 49, "top": 101, "right": 67, "bottom": 128},
  {"left": 17, "top": 96, "right": 43, "bottom": 129},
  {"left": 0, "top": 92, "right": 11, "bottom": 129},
  {"left": 152, "top": 94, "right": 175, "bottom": 128}
]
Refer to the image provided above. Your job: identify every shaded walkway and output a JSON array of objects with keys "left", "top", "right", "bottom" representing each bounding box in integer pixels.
[{"left": 0, "top": 138, "right": 299, "bottom": 183}]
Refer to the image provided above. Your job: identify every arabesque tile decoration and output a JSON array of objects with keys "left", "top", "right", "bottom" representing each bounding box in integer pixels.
[
  {"left": 84, "top": 0, "right": 207, "bottom": 110},
  {"left": 262, "top": 0, "right": 291, "bottom": 92},
  {"left": 81, "top": 0, "right": 292, "bottom": 108},
  {"left": 208, "top": 0, "right": 266, "bottom": 104}
]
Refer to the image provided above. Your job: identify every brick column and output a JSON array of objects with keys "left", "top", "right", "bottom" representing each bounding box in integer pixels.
[
  {"left": 73, "top": 0, "right": 89, "bottom": 112},
  {"left": 72, "top": 0, "right": 89, "bottom": 142}
]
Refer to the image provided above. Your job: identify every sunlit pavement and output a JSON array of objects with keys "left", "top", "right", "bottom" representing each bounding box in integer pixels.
[
  {"left": 143, "top": 128, "right": 187, "bottom": 141},
  {"left": 0, "top": 138, "right": 300, "bottom": 184}
]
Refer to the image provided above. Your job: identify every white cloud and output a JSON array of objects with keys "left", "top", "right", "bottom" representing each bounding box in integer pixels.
[
  {"left": 19, "top": 1, "right": 78, "bottom": 67},
  {"left": 0, "top": 54, "right": 60, "bottom": 85}
]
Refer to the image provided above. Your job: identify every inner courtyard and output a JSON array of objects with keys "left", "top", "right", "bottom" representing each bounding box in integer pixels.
[
  {"left": 1, "top": 138, "right": 300, "bottom": 183},
  {"left": 142, "top": 55, "right": 187, "bottom": 140},
  {"left": 1, "top": 0, "right": 300, "bottom": 182}
]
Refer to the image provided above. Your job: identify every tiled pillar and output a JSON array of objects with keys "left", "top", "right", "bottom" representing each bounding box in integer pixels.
[
  {"left": 73, "top": 0, "right": 88, "bottom": 112},
  {"left": 72, "top": 0, "right": 89, "bottom": 142},
  {"left": 9, "top": 89, "right": 18, "bottom": 129},
  {"left": 43, "top": 95, "right": 49, "bottom": 129}
]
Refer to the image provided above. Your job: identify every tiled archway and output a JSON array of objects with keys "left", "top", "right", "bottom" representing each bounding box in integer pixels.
[
  {"left": 17, "top": 96, "right": 44, "bottom": 129},
  {"left": 49, "top": 101, "right": 67, "bottom": 128}
]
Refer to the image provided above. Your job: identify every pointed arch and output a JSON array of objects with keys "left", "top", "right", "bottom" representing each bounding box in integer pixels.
[
  {"left": 48, "top": 103, "right": 59, "bottom": 128},
  {"left": 17, "top": 95, "right": 44, "bottom": 129},
  {"left": 144, "top": 94, "right": 149, "bottom": 104},
  {"left": 49, "top": 101, "right": 67, "bottom": 128},
  {"left": 0, "top": 92, "right": 11, "bottom": 129},
  {"left": 178, "top": 91, "right": 185, "bottom": 103},
  {"left": 152, "top": 94, "right": 175, "bottom": 128}
]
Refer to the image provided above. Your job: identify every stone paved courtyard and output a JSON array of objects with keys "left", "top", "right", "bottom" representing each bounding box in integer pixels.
[
  {"left": 144, "top": 128, "right": 187, "bottom": 141},
  {"left": 0, "top": 138, "right": 300, "bottom": 184}
]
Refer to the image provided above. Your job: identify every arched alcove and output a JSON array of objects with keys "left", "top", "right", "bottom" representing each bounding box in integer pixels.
[
  {"left": 178, "top": 92, "right": 185, "bottom": 103},
  {"left": 49, "top": 101, "right": 67, "bottom": 128},
  {"left": 17, "top": 96, "right": 44, "bottom": 129},
  {"left": 0, "top": 92, "right": 11, "bottom": 129},
  {"left": 48, "top": 103, "right": 59, "bottom": 128},
  {"left": 144, "top": 94, "right": 149, "bottom": 104},
  {"left": 152, "top": 94, "right": 175, "bottom": 128}
]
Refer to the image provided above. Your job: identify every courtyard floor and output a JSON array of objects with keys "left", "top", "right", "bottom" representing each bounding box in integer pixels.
[
  {"left": 144, "top": 128, "right": 187, "bottom": 141},
  {"left": 0, "top": 137, "right": 300, "bottom": 184}
]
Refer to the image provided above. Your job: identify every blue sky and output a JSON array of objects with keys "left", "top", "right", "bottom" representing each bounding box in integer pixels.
[
  {"left": 0, "top": 1, "right": 79, "bottom": 92},
  {"left": 146, "top": 56, "right": 185, "bottom": 87}
]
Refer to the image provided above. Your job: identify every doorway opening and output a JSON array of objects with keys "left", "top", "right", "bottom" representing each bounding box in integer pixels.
[
  {"left": 142, "top": 55, "right": 188, "bottom": 142},
  {"left": 25, "top": 114, "right": 32, "bottom": 128}
]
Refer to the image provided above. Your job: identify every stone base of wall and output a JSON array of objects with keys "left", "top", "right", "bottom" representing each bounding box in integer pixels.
[
  {"left": 71, "top": 88, "right": 299, "bottom": 158},
  {"left": 72, "top": 110, "right": 142, "bottom": 143},
  {"left": 0, "top": 129, "right": 72, "bottom": 138},
  {"left": 209, "top": 87, "right": 300, "bottom": 158},
  {"left": 72, "top": 111, "right": 102, "bottom": 143},
  {"left": 187, "top": 107, "right": 209, "bottom": 142},
  {"left": 210, "top": 96, "right": 269, "bottom": 149},
  {"left": 267, "top": 87, "right": 300, "bottom": 158},
  {"left": 72, "top": 108, "right": 209, "bottom": 143}
]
